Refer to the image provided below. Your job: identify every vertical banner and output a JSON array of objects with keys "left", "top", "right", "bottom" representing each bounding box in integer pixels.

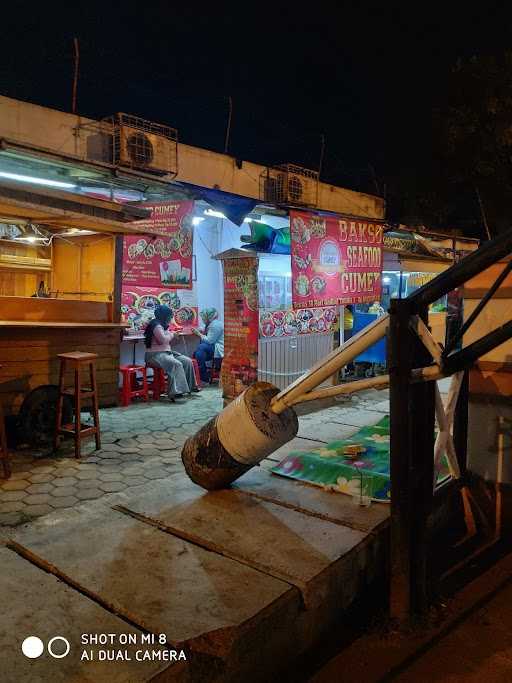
[
  {"left": 290, "top": 211, "right": 384, "bottom": 308},
  {"left": 122, "top": 201, "right": 194, "bottom": 289},
  {"left": 221, "top": 256, "right": 259, "bottom": 400}
]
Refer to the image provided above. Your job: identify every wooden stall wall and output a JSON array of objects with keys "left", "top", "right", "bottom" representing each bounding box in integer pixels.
[
  {"left": 0, "top": 241, "right": 51, "bottom": 296},
  {"left": 52, "top": 235, "right": 115, "bottom": 301},
  {"left": 0, "top": 298, "right": 120, "bottom": 415},
  {"left": 463, "top": 260, "right": 512, "bottom": 397},
  {"left": 463, "top": 261, "right": 512, "bottom": 481},
  {"left": 0, "top": 327, "right": 120, "bottom": 415}
]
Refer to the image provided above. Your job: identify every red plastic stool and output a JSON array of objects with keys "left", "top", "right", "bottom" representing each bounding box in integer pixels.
[
  {"left": 191, "top": 359, "right": 201, "bottom": 390},
  {"left": 119, "top": 365, "right": 148, "bottom": 407},
  {"left": 148, "top": 366, "right": 167, "bottom": 400}
]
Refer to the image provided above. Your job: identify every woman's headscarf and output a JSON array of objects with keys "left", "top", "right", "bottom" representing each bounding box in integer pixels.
[
  {"left": 200, "top": 308, "right": 218, "bottom": 332},
  {"left": 144, "top": 305, "right": 173, "bottom": 348}
]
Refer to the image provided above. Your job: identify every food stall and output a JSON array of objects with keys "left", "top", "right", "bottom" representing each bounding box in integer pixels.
[
  {"left": 232, "top": 210, "right": 386, "bottom": 391},
  {"left": 344, "top": 230, "right": 480, "bottom": 377},
  {"left": 237, "top": 219, "right": 480, "bottom": 381},
  {"left": 257, "top": 251, "right": 339, "bottom": 390},
  {"left": 0, "top": 180, "right": 157, "bottom": 444}
]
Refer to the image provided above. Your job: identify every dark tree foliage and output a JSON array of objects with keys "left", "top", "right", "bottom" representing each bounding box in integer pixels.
[{"left": 436, "top": 52, "right": 512, "bottom": 236}]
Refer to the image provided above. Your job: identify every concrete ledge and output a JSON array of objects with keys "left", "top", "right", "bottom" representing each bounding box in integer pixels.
[
  {"left": 0, "top": 546, "right": 185, "bottom": 683},
  {"left": 6, "top": 471, "right": 389, "bottom": 682}
]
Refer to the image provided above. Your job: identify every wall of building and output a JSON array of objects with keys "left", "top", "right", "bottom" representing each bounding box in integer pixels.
[
  {"left": 0, "top": 95, "right": 385, "bottom": 219},
  {"left": 194, "top": 217, "right": 223, "bottom": 317},
  {"left": 52, "top": 235, "right": 115, "bottom": 301},
  {"left": 463, "top": 262, "right": 512, "bottom": 482},
  {"left": 0, "top": 242, "right": 51, "bottom": 297}
]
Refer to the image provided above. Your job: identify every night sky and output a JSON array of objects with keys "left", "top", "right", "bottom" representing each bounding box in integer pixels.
[{"left": 2, "top": 2, "right": 512, "bottom": 227}]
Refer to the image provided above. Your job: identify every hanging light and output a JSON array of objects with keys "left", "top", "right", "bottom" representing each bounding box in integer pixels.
[
  {"left": 0, "top": 170, "right": 76, "bottom": 190},
  {"left": 12, "top": 223, "right": 51, "bottom": 245}
]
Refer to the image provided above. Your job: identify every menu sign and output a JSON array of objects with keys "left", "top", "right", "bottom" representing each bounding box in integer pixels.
[
  {"left": 121, "top": 286, "right": 198, "bottom": 333},
  {"left": 122, "top": 201, "right": 194, "bottom": 289},
  {"left": 221, "top": 257, "right": 259, "bottom": 401},
  {"left": 290, "top": 211, "right": 384, "bottom": 308},
  {"left": 259, "top": 307, "right": 338, "bottom": 337}
]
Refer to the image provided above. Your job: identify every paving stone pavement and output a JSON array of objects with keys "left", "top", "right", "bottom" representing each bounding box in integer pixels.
[
  {"left": 0, "top": 385, "right": 397, "bottom": 528},
  {"left": 0, "top": 387, "right": 223, "bottom": 527}
]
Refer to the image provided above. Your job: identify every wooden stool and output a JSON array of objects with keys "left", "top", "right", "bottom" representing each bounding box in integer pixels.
[
  {"left": 55, "top": 352, "right": 101, "bottom": 459},
  {"left": 119, "top": 365, "right": 148, "bottom": 407},
  {"left": 147, "top": 366, "right": 167, "bottom": 400},
  {"left": 0, "top": 402, "right": 11, "bottom": 479}
]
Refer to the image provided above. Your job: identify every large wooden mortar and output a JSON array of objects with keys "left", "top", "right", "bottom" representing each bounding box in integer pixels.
[{"left": 181, "top": 382, "right": 298, "bottom": 490}]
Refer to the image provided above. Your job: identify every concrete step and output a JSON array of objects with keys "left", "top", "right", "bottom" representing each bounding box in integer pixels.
[
  {"left": 0, "top": 546, "right": 185, "bottom": 683},
  {"left": 233, "top": 467, "right": 389, "bottom": 533},
  {"left": 7, "top": 471, "right": 389, "bottom": 682}
]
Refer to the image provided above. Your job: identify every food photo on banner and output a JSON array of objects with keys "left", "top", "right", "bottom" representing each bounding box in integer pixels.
[
  {"left": 259, "top": 307, "right": 338, "bottom": 337},
  {"left": 290, "top": 211, "right": 384, "bottom": 308},
  {"left": 122, "top": 201, "right": 194, "bottom": 289},
  {"left": 221, "top": 257, "right": 259, "bottom": 400},
  {"left": 121, "top": 286, "right": 199, "bottom": 333}
]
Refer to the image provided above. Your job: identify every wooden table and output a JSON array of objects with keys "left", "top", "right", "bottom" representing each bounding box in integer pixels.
[{"left": 121, "top": 331, "right": 199, "bottom": 366}]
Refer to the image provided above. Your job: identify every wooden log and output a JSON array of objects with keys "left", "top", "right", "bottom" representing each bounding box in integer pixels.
[{"left": 182, "top": 382, "right": 298, "bottom": 490}]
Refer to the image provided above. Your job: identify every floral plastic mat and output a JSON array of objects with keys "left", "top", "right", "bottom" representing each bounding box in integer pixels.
[{"left": 272, "top": 416, "right": 449, "bottom": 504}]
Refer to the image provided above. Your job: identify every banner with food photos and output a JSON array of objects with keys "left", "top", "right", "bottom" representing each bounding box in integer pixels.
[
  {"left": 122, "top": 200, "right": 194, "bottom": 289},
  {"left": 259, "top": 307, "right": 338, "bottom": 338},
  {"left": 221, "top": 256, "right": 259, "bottom": 401},
  {"left": 290, "top": 211, "right": 384, "bottom": 308},
  {"left": 121, "top": 287, "right": 198, "bottom": 333}
]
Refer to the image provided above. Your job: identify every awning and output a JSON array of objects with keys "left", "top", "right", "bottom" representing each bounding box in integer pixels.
[
  {"left": 176, "top": 181, "right": 258, "bottom": 225},
  {"left": 0, "top": 180, "right": 160, "bottom": 235},
  {"left": 399, "top": 258, "right": 451, "bottom": 273},
  {"left": 383, "top": 249, "right": 452, "bottom": 273}
]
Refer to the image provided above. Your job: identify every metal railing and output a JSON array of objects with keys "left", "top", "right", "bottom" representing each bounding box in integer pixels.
[
  {"left": 268, "top": 225, "right": 512, "bottom": 623},
  {"left": 389, "top": 227, "right": 512, "bottom": 622}
]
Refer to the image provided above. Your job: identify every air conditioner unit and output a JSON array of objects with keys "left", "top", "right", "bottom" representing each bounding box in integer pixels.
[
  {"left": 111, "top": 113, "right": 178, "bottom": 177},
  {"left": 262, "top": 172, "right": 286, "bottom": 203},
  {"left": 259, "top": 164, "right": 319, "bottom": 207}
]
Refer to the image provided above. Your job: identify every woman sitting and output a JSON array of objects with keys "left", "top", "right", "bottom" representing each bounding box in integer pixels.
[
  {"left": 193, "top": 308, "right": 224, "bottom": 383},
  {"left": 144, "top": 304, "right": 199, "bottom": 400}
]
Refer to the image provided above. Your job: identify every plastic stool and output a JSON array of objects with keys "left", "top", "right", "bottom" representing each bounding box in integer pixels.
[
  {"left": 54, "top": 351, "right": 101, "bottom": 459},
  {"left": 119, "top": 365, "right": 148, "bottom": 407},
  {"left": 148, "top": 366, "right": 167, "bottom": 400},
  {"left": 191, "top": 359, "right": 201, "bottom": 389}
]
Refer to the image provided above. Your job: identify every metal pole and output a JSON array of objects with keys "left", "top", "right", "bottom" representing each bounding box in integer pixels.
[
  {"left": 409, "top": 303, "right": 436, "bottom": 614},
  {"left": 389, "top": 299, "right": 435, "bottom": 621},
  {"left": 453, "top": 369, "right": 469, "bottom": 478},
  {"left": 224, "top": 96, "right": 233, "bottom": 154},
  {"left": 72, "top": 37, "right": 80, "bottom": 115},
  {"left": 444, "top": 319, "right": 512, "bottom": 374},
  {"left": 389, "top": 298, "right": 413, "bottom": 621}
]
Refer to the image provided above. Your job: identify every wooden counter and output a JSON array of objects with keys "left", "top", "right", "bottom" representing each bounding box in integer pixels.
[
  {"left": 0, "top": 297, "right": 124, "bottom": 415},
  {"left": 0, "top": 321, "right": 126, "bottom": 328}
]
